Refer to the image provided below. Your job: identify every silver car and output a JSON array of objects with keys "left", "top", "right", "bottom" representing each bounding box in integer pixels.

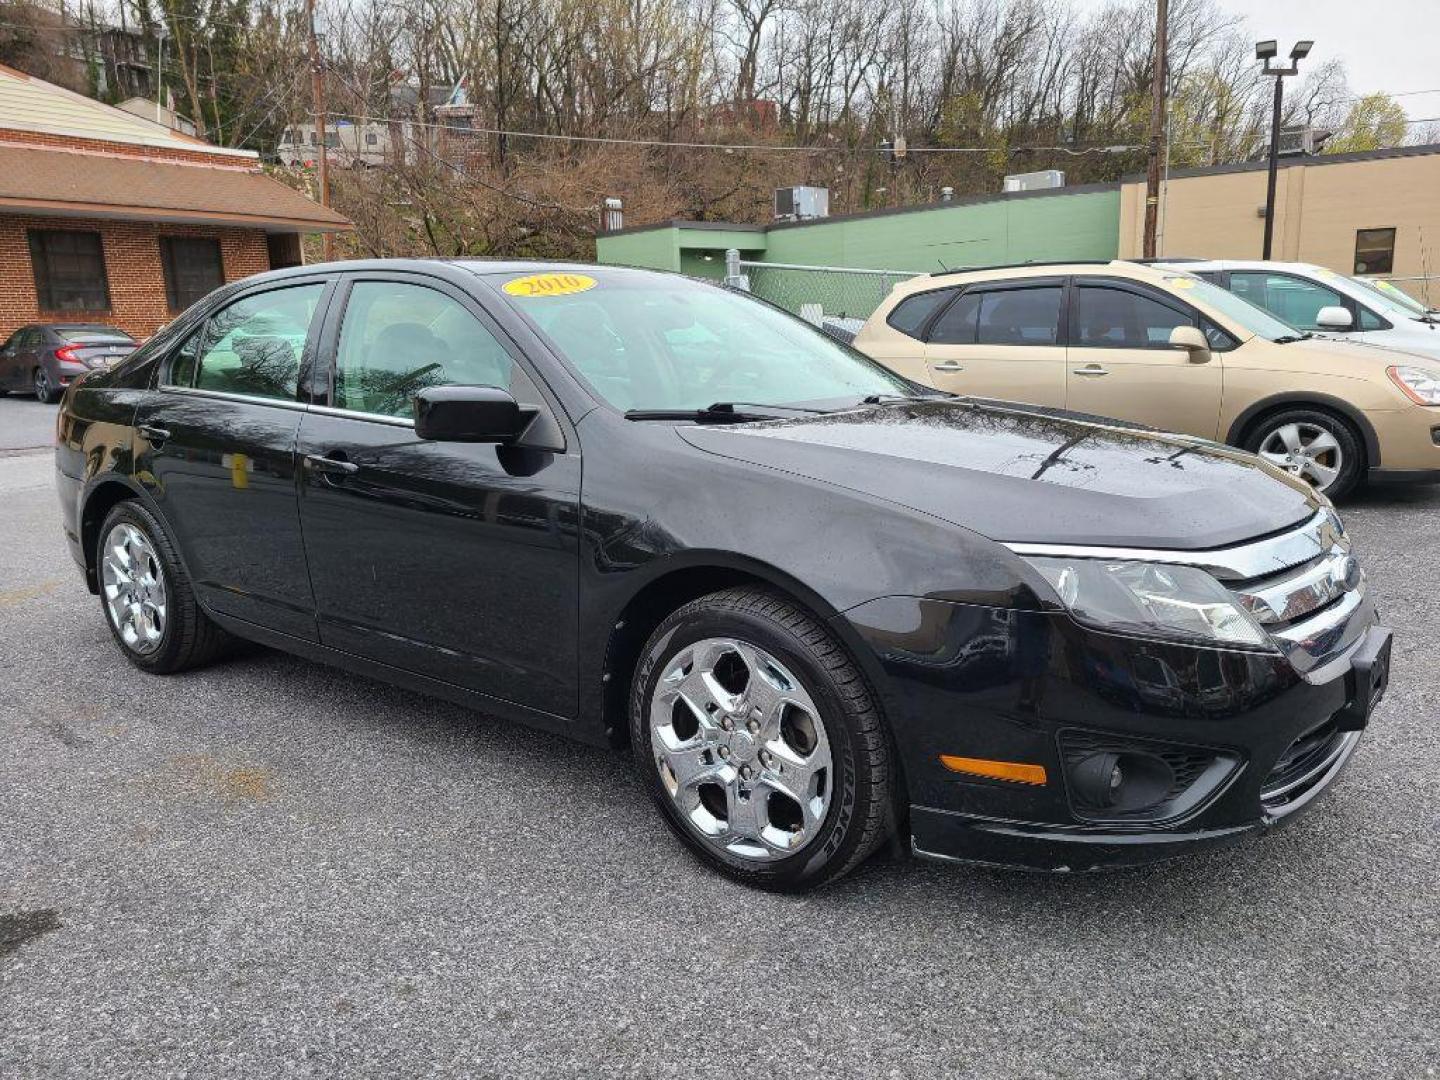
[
  {"left": 0, "top": 324, "right": 136, "bottom": 403},
  {"left": 1157, "top": 259, "right": 1440, "bottom": 360}
]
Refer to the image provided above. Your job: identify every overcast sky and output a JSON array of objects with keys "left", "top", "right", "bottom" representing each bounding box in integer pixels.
[{"left": 1073, "top": 0, "right": 1439, "bottom": 122}]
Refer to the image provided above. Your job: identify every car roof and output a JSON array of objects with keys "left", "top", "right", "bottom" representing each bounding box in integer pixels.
[
  {"left": 232, "top": 257, "right": 680, "bottom": 291},
  {"left": 885, "top": 259, "right": 1185, "bottom": 298}
]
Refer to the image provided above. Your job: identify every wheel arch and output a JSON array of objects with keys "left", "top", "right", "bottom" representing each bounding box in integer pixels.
[
  {"left": 1226, "top": 392, "right": 1380, "bottom": 468},
  {"left": 79, "top": 477, "right": 151, "bottom": 593},
  {"left": 597, "top": 555, "right": 892, "bottom": 753}
]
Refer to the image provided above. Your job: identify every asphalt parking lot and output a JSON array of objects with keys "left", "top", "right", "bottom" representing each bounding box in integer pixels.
[{"left": 1, "top": 393, "right": 1437, "bottom": 1078}]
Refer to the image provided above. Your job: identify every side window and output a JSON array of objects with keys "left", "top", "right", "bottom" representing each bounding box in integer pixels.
[
  {"left": 334, "top": 281, "right": 515, "bottom": 418},
  {"left": 194, "top": 283, "right": 323, "bottom": 400},
  {"left": 887, "top": 288, "right": 955, "bottom": 340},
  {"left": 1074, "top": 286, "right": 1192, "bottom": 349},
  {"left": 164, "top": 328, "right": 204, "bottom": 387},
  {"left": 1358, "top": 307, "right": 1387, "bottom": 331},
  {"left": 1230, "top": 272, "right": 1344, "bottom": 331},
  {"left": 976, "top": 287, "right": 1062, "bottom": 346},
  {"left": 929, "top": 291, "right": 981, "bottom": 345},
  {"left": 1355, "top": 228, "right": 1395, "bottom": 274}
]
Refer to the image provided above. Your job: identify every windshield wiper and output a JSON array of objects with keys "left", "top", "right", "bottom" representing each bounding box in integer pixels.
[
  {"left": 859, "top": 391, "right": 950, "bottom": 405},
  {"left": 624, "top": 401, "right": 823, "bottom": 423},
  {"left": 1273, "top": 332, "right": 1314, "bottom": 344}
]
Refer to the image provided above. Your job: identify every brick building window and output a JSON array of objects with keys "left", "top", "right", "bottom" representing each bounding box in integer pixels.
[
  {"left": 28, "top": 229, "right": 111, "bottom": 312},
  {"left": 160, "top": 237, "right": 225, "bottom": 312}
]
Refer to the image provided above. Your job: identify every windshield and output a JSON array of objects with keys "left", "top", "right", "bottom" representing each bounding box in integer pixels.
[
  {"left": 1349, "top": 275, "right": 1434, "bottom": 318},
  {"left": 491, "top": 269, "right": 914, "bottom": 412},
  {"left": 1162, "top": 274, "right": 1300, "bottom": 341},
  {"left": 56, "top": 327, "right": 133, "bottom": 344}
]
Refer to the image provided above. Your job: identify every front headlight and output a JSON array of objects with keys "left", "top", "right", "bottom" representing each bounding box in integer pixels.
[
  {"left": 1025, "top": 557, "right": 1274, "bottom": 650},
  {"left": 1388, "top": 364, "right": 1440, "bottom": 405}
]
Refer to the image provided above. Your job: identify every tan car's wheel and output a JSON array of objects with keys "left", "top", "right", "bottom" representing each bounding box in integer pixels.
[{"left": 1248, "top": 408, "right": 1364, "bottom": 499}]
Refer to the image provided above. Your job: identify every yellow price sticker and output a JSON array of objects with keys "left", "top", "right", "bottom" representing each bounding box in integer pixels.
[
  {"left": 503, "top": 272, "right": 597, "bottom": 298},
  {"left": 1170, "top": 277, "right": 1196, "bottom": 289}
]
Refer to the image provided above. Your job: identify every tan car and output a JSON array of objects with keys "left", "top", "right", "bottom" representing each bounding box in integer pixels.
[{"left": 853, "top": 260, "right": 1440, "bottom": 498}]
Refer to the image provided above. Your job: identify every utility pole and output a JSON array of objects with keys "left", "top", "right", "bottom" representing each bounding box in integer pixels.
[
  {"left": 306, "top": 0, "right": 333, "bottom": 261},
  {"left": 1256, "top": 39, "right": 1312, "bottom": 260},
  {"left": 1142, "top": 0, "right": 1168, "bottom": 259}
]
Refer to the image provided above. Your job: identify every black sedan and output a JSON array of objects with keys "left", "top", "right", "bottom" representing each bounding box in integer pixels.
[
  {"left": 54, "top": 261, "right": 1390, "bottom": 889},
  {"left": 1, "top": 323, "right": 136, "bottom": 402}
]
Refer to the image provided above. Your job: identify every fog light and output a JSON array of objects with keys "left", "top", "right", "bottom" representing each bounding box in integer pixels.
[{"left": 1069, "top": 751, "right": 1173, "bottom": 812}]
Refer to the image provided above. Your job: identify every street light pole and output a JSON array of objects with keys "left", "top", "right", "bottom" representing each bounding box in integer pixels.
[
  {"left": 1262, "top": 73, "right": 1284, "bottom": 259},
  {"left": 1257, "top": 39, "right": 1312, "bottom": 260}
]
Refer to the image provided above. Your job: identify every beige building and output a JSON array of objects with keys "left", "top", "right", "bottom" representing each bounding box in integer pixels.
[{"left": 1120, "top": 145, "right": 1440, "bottom": 305}]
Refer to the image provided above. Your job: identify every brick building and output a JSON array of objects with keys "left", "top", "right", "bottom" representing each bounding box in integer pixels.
[{"left": 0, "top": 63, "right": 350, "bottom": 342}]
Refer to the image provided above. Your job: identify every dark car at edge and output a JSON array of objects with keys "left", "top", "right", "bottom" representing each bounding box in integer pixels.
[
  {"left": 1, "top": 323, "right": 136, "bottom": 402},
  {"left": 53, "top": 260, "right": 1392, "bottom": 889}
]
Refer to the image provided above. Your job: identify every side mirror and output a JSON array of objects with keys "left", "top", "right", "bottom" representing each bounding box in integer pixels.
[
  {"left": 1169, "top": 325, "right": 1212, "bottom": 362},
  {"left": 1316, "top": 305, "right": 1354, "bottom": 330},
  {"left": 414, "top": 385, "right": 535, "bottom": 443}
]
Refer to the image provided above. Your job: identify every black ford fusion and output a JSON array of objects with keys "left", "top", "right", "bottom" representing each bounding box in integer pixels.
[{"left": 55, "top": 260, "right": 1392, "bottom": 889}]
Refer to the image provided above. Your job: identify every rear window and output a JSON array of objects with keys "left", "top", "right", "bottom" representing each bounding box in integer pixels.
[
  {"left": 886, "top": 288, "right": 955, "bottom": 340},
  {"left": 55, "top": 327, "right": 133, "bottom": 344}
]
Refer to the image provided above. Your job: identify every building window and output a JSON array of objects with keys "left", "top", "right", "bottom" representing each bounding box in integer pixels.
[
  {"left": 1355, "top": 228, "right": 1396, "bottom": 275},
  {"left": 28, "top": 229, "right": 111, "bottom": 312},
  {"left": 160, "top": 237, "right": 225, "bottom": 312},
  {"left": 365, "top": 132, "right": 378, "bottom": 146}
]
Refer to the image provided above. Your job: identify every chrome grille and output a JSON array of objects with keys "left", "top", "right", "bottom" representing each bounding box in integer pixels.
[{"left": 1221, "top": 509, "right": 1366, "bottom": 671}]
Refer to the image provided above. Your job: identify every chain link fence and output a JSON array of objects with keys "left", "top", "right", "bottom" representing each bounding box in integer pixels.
[{"left": 724, "top": 251, "right": 924, "bottom": 338}]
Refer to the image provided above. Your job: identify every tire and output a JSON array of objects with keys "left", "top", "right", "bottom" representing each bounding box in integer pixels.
[
  {"left": 34, "top": 367, "right": 61, "bottom": 404},
  {"left": 1244, "top": 407, "right": 1364, "bottom": 500},
  {"left": 96, "top": 500, "right": 233, "bottom": 674},
  {"left": 630, "top": 586, "right": 894, "bottom": 891}
]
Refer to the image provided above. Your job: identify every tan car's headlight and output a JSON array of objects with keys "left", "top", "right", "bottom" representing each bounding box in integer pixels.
[{"left": 1388, "top": 364, "right": 1440, "bottom": 405}]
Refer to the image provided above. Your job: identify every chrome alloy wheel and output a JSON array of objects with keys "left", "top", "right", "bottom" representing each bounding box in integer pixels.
[
  {"left": 1258, "top": 422, "right": 1343, "bottom": 490},
  {"left": 649, "top": 638, "right": 832, "bottom": 861},
  {"left": 101, "top": 523, "right": 167, "bottom": 654}
]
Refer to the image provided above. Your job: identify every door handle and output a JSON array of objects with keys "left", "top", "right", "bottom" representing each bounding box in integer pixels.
[
  {"left": 932, "top": 361, "right": 964, "bottom": 372},
  {"left": 303, "top": 452, "right": 360, "bottom": 477},
  {"left": 1072, "top": 365, "right": 1110, "bottom": 377},
  {"left": 137, "top": 423, "right": 171, "bottom": 447}
]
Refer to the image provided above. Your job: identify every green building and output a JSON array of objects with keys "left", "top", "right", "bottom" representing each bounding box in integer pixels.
[{"left": 594, "top": 182, "right": 1122, "bottom": 319}]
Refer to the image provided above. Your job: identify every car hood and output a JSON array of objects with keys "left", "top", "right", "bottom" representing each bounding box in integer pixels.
[
  {"left": 1303, "top": 332, "right": 1440, "bottom": 364},
  {"left": 678, "top": 400, "right": 1320, "bottom": 550}
]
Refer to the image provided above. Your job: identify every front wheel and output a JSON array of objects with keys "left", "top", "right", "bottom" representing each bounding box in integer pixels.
[
  {"left": 34, "top": 367, "right": 61, "bottom": 404},
  {"left": 630, "top": 587, "right": 894, "bottom": 890},
  {"left": 1247, "top": 408, "right": 1364, "bottom": 500}
]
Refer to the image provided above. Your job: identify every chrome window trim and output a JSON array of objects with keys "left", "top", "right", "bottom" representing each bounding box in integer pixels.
[
  {"left": 307, "top": 403, "right": 415, "bottom": 428},
  {"left": 157, "top": 385, "right": 309, "bottom": 412},
  {"left": 1004, "top": 509, "right": 1340, "bottom": 581}
]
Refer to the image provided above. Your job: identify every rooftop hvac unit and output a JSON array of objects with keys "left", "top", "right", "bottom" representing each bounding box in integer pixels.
[
  {"left": 774, "top": 186, "right": 830, "bottom": 221},
  {"left": 1277, "top": 126, "right": 1329, "bottom": 157},
  {"left": 1003, "top": 169, "right": 1065, "bottom": 193}
]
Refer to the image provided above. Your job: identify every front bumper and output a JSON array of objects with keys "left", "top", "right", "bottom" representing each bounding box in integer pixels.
[{"left": 840, "top": 594, "right": 1390, "bottom": 872}]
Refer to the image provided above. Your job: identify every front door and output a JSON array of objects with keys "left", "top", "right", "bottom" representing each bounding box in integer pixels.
[
  {"left": 296, "top": 273, "right": 581, "bottom": 718},
  {"left": 132, "top": 279, "right": 330, "bottom": 639},
  {"left": 922, "top": 279, "right": 1067, "bottom": 408},
  {"left": 1064, "top": 280, "right": 1223, "bottom": 439}
]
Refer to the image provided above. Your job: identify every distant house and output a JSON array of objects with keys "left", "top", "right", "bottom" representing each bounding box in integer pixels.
[
  {"left": 114, "top": 96, "right": 197, "bottom": 137},
  {"left": 0, "top": 63, "right": 351, "bottom": 341}
]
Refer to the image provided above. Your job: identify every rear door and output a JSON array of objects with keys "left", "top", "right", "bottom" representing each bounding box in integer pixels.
[
  {"left": 295, "top": 271, "right": 581, "bottom": 717},
  {"left": 922, "top": 278, "right": 1067, "bottom": 407},
  {"left": 1064, "top": 279, "right": 1222, "bottom": 438},
  {"left": 132, "top": 277, "right": 333, "bottom": 639},
  {"left": 0, "top": 329, "right": 27, "bottom": 389}
]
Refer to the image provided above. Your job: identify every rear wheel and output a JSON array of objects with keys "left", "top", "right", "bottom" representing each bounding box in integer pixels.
[
  {"left": 34, "top": 367, "right": 60, "bottom": 404},
  {"left": 1246, "top": 408, "right": 1364, "bottom": 499},
  {"left": 97, "top": 501, "right": 232, "bottom": 673},
  {"left": 630, "top": 587, "right": 893, "bottom": 890}
]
